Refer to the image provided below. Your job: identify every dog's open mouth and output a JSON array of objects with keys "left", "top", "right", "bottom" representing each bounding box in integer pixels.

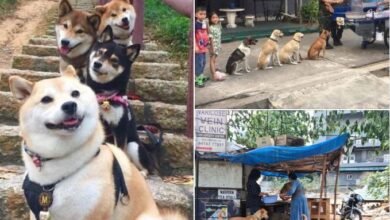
[
  {"left": 116, "top": 24, "right": 130, "bottom": 30},
  {"left": 45, "top": 116, "right": 84, "bottom": 131},
  {"left": 59, "top": 43, "right": 82, "bottom": 55}
]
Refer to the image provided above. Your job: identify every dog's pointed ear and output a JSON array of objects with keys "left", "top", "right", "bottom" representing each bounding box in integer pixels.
[
  {"left": 9, "top": 76, "right": 34, "bottom": 101},
  {"left": 126, "top": 44, "right": 141, "bottom": 62},
  {"left": 59, "top": 0, "right": 73, "bottom": 17},
  {"left": 98, "top": 26, "right": 114, "bottom": 43},
  {"left": 88, "top": 14, "right": 101, "bottom": 31},
  {"left": 62, "top": 65, "right": 78, "bottom": 78},
  {"left": 95, "top": 5, "right": 106, "bottom": 15}
]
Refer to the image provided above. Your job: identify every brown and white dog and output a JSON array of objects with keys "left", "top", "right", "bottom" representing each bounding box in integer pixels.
[
  {"left": 279, "top": 32, "right": 304, "bottom": 64},
  {"left": 56, "top": 0, "right": 100, "bottom": 82},
  {"left": 307, "top": 30, "right": 330, "bottom": 60},
  {"left": 256, "top": 29, "right": 284, "bottom": 70},
  {"left": 9, "top": 66, "right": 185, "bottom": 220},
  {"left": 218, "top": 208, "right": 268, "bottom": 220},
  {"left": 95, "top": 0, "right": 136, "bottom": 46}
]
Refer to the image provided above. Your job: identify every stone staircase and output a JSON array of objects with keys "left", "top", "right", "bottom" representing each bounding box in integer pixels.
[{"left": 0, "top": 0, "right": 192, "bottom": 219}]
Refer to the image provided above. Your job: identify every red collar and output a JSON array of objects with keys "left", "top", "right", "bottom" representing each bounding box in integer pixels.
[{"left": 96, "top": 92, "right": 128, "bottom": 111}]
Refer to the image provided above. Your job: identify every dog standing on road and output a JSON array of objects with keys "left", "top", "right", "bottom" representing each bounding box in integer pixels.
[
  {"left": 279, "top": 32, "right": 304, "bottom": 64},
  {"left": 225, "top": 37, "right": 258, "bottom": 75},
  {"left": 56, "top": 0, "right": 100, "bottom": 82},
  {"left": 256, "top": 29, "right": 284, "bottom": 70},
  {"left": 307, "top": 30, "right": 330, "bottom": 60}
]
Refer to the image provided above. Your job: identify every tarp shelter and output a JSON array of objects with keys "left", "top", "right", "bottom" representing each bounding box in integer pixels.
[{"left": 218, "top": 134, "right": 350, "bottom": 220}]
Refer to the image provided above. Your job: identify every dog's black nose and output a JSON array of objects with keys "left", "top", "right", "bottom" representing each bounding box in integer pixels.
[
  {"left": 62, "top": 101, "right": 77, "bottom": 115},
  {"left": 61, "top": 39, "right": 70, "bottom": 46},
  {"left": 93, "top": 62, "right": 102, "bottom": 69},
  {"left": 122, "top": 17, "right": 129, "bottom": 25}
]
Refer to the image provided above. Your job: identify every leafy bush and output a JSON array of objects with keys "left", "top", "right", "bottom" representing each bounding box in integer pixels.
[
  {"left": 144, "top": 0, "right": 189, "bottom": 59},
  {"left": 301, "top": 0, "right": 319, "bottom": 23},
  {"left": 364, "top": 167, "right": 389, "bottom": 200}
]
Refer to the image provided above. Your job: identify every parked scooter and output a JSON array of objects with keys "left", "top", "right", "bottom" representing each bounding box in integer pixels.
[{"left": 338, "top": 187, "right": 364, "bottom": 220}]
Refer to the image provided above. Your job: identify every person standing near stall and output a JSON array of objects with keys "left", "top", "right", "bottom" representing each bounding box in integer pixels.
[
  {"left": 318, "top": 0, "right": 344, "bottom": 49},
  {"left": 281, "top": 172, "right": 310, "bottom": 220},
  {"left": 246, "top": 169, "right": 269, "bottom": 215}
]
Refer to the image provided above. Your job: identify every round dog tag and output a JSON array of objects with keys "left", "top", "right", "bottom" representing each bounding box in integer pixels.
[{"left": 39, "top": 192, "right": 53, "bottom": 208}]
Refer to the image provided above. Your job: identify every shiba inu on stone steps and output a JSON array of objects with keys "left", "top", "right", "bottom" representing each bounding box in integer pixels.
[
  {"left": 8, "top": 66, "right": 186, "bottom": 220},
  {"left": 56, "top": 0, "right": 100, "bottom": 82}
]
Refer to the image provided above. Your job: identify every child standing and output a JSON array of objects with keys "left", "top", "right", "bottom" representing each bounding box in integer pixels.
[
  {"left": 208, "top": 12, "right": 226, "bottom": 81},
  {"left": 195, "top": 7, "right": 209, "bottom": 88}
]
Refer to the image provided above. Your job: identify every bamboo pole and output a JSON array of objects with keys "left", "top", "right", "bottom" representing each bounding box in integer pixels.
[
  {"left": 318, "top": 155, "right": 327, "bottom": 220},
  {"left": 333, "top": 150, "right": 342, "bottom": 220}
]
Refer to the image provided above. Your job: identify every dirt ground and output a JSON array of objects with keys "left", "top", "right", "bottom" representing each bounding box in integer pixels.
[{"left": 0, "top": 0, "right": 57, "bottom": 68}]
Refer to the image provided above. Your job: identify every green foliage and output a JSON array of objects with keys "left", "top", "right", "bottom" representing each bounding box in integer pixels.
[
  {"left": 144, "top": 0, "right": 189, "bottom": 59},
  {"left": 0, "top": 0, "right": 19, "bottom": 20},
  {"left": 301, "top": 0, "right": 319, "bottom": 23},
  {"left": 228, "top": 110, "right": 389, "bottom": 151},
  {"left": 266, "top": 174, "right": 320, "bottom": 193},
  {"left": 363, "top": 167, "right": 389, "bottom": 199}
]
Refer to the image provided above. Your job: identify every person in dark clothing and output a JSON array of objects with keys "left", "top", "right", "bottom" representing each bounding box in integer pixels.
[
  {"left": 318, "top": 0, "right": 344, "bottom": 49},
  {"left": 246, "top": 169, "right": 268, "bottom": 214}
]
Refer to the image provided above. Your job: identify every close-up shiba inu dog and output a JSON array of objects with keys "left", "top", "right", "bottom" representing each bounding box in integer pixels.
[
  {"left": 95, "top": 0, "right": 136, "bottom": 46},
  {"left": 307, "top": 30, "right": 330, "bottom": 60},
  {"left": 256, "top": 29, "right": 284, "bottom": 70},
  {"left": 86, "top": 26, "right": 155, "bottom": 176},
  {"left": 225, "top": 37, "right": 258, "bottom": 75},
  {"left": 279, "top": 32, "right": 304, "bottom": 64},
  {"left": 56, "top": 0, "right": 100, "bottom": 82},
  {"left": 9, "top": 66, "right": 185, "bottom": 220}
]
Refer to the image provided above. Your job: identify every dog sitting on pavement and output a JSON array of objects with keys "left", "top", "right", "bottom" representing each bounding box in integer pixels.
[
  {"left": 86, "top": 26, "right": 156, "bottom": 176},
  {"left": 279, "top": 32, "right": 304, "bottom": 64},
  {"left": 307, "top": 30, "right": 330, "bottom": 60},
  {"left": 256, "top": 29, "right": 284, "bottom": 70},
  {"left": 56, "top": 0, "right": 101, "bottom": 82},
  {"left": 95, "top": 0, "right": 136, "bottom": 46},
  {"left": 8, "top": 66, "right": 185, "bottom": 220},
  {"left": 225, "top": 37, "right": 258, "bottom": 75}
]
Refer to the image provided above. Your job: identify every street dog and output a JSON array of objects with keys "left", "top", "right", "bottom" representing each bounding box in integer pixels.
[
  {"left": 279, "top": 32, "right": 304, "bottom": 64},
  {"left": 307, "top": 30, "right": 330, "bottom": 60},
  {"left": 218, "top": 208, "right": 268, "bottom": 220},
  {"left": 225, "top": 37, "right": 258, "bottom": 75},
  {"left": 95, "top": 0, "right": 136, "bottom": 46},
  {"left": 56, "top": 0, "right": 100, "bottom": 82},
  {"left": 86, "top": 26, "right": 155, "bottom": 176},
  {"left": 256, "top": 29, "right": 284, "bottom": 70},
  {"left": 9, "top": 66, "right": 185, "bottom": 220}
]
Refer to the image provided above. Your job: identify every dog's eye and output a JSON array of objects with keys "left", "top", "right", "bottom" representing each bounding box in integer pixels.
[
  {"left": 63, "top": 23, "right": 68, "bottom": 29},
  {"left": 76, "top": 29, "right": 84, "bottom": 34},
  {"left": 71, "top": 90, "right": 80, "bottom": 98},
  {"left": 41, "top": 96, "right": 53, "bottom": 104},
  {"left": 111, "top": 13, "right": 117, "bottom": 17},
  {"left": 122, "top": 8, "right": 126, "bottom": 12}
]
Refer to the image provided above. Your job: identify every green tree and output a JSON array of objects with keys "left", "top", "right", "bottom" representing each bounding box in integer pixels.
[{"left": 363, "top": 167, "right": 389, "bottom": 200}]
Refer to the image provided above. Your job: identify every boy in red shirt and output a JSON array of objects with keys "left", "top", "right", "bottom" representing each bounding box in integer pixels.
[{"left": 195, "top": 7, "right": 209, "bottom": 88}]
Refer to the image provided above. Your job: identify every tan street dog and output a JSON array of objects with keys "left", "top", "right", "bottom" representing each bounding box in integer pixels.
[
  {"left": 257, "top": 29, "right": 284, "bottom": 70},
  {"left": 307, "top": 30, "right": 330, "bottom": 60},
  {"left": 218, "top": 208, "right": 269, "bottom": 220},
  {"left": 95, "top": 0, "right": 136, "bottom": 46},
  {"left": 279, "top": 32, "right": 304, "bottom": 64},
  {"left": 56, "top": 0, "right": 100, "bottom": 82},
  {"left": 9, "top": 66, "right": 185, "bottom": 220}
]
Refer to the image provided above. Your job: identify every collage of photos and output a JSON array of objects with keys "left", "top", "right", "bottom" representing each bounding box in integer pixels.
[{"left": 0, "top": 0, "right": 388, "bottom": 220}]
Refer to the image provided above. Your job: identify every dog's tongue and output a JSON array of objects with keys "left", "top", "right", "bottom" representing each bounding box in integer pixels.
[
  {"left": 63, "top": 118, "right": 78, "bottom": 126},
  {"left": 59, "top": 46, "right": 70, "bottom": 55}
]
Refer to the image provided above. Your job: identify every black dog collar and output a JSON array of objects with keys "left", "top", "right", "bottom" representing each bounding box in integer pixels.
[
  {"left": 293, "top": 39, "right": 301, "bottom": 43},
  {"left": 24, "top": 146, "right": 54, "bottom": 170},
  {"left": 270, "top": 37, "right": 278, "bottom": 42}
]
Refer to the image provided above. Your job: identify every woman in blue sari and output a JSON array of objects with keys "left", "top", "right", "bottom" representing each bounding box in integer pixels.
[{"left": 283, "top": 172, "right": 310, "bottom": 220}]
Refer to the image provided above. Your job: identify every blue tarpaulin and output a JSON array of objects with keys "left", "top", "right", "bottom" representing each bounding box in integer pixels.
[{"left": 218, "top": 134, "right": 349, "bottom": 165}]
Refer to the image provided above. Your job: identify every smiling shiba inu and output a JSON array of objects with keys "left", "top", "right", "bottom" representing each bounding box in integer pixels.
[
  {"left": 9, "top": 66, "right": 185, "bottom": 220},
  {"left": 56, "top": 0, "right": 100, "bottom": 82},
  {"left": 86, "top": 26, "right": 155, "bottom": 176},
  {"left": 95, "top": 0, "right": 136, "bottom": 46}
]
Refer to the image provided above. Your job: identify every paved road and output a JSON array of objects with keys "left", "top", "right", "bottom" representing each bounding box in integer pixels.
[{"left": 195, "top": 29, "right": 389, "bottom": 109}]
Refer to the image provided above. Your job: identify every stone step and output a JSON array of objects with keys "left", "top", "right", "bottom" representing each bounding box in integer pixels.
[
  {"left": 0, "top": 124, "right": 192, "bottom": 170},
  {"left": 0, "top": 92, "right": 187, "bottom": 132},
  {"left": 0, "top": 165, "right": 192, "bottom": 219},
  {"left": 0, "top": 70, "right": 187, "bottom": 105},
  {"left": 129, "top": 79, "right": 187, "bottom": 105},
  {"left": 11, "top": 55, "right": 182, "bottom": 80},
  {"left": 22, "top": 45, "right": 170, "bottom": 62},
  {"left": 29, "top": 38, "right": 160, "bottom": 51}
]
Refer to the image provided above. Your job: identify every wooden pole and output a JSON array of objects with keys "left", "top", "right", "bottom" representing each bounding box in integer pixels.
[
  {"left": 133, "top": 0, "right": 144, "bottom": 45},
  {"left": 333, "top": 150, "right": 342, "bottom": 220},
  {"left": 319, "top": 155, "right": 327, "bottom": 220}
]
